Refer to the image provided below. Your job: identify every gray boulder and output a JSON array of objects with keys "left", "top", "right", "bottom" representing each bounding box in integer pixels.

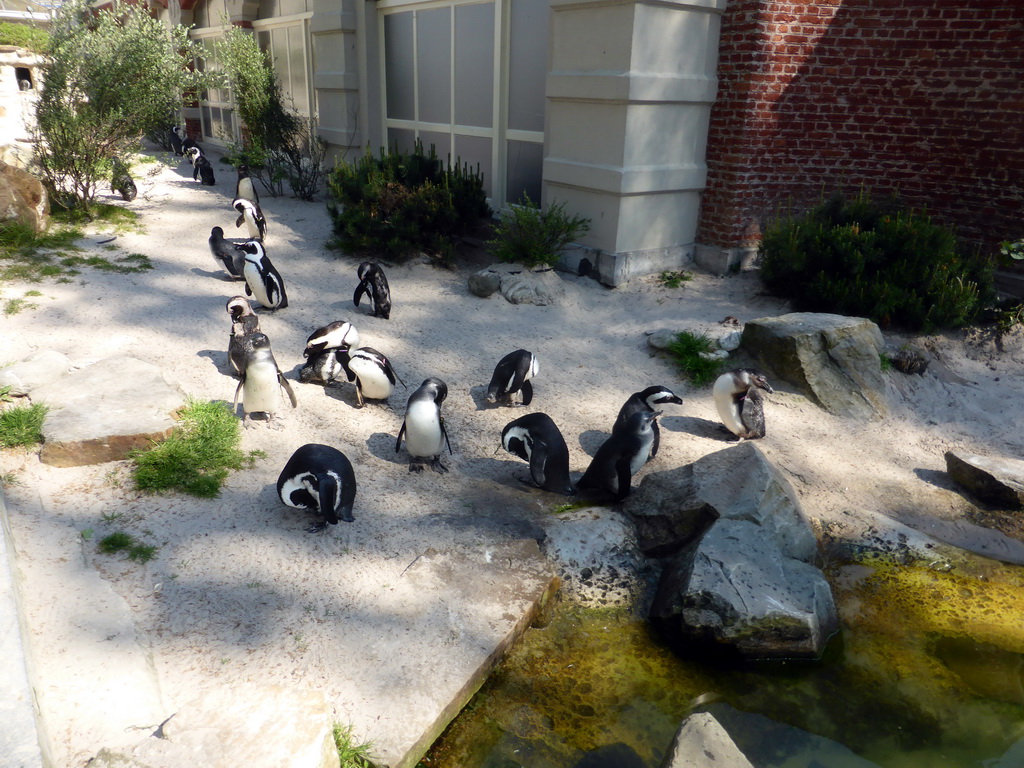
[
  {"left": 0, "top": 160, "right": 48, "bottom": 233},
  {"left": 468, "top": 269, "right": 501, "bottom": 298},
  {"left": 31, "top": 357, "right": 185, "bottom": 467},
  {"left": 469, "top": 263, "right": 564, "bottom": 305},
  {"left": 660, "top": 711, "right": 754, "bottom": 768},
  {"left": 945, "top": 451, "right": 1024, "bottom": 509},
  {"left": 0, "top": 350, "right": 71, "bottom": 396},
  {"left": 741, "top": 313, "right": 888, "bottom": 419}
]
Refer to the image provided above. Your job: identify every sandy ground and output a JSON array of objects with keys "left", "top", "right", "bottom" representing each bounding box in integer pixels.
[{"left": 2, "top": 148, "right": 1024, "bottom": 767}]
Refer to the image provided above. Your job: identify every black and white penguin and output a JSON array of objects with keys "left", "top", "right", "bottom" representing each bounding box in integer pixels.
[
  {"left": 277, "top": 443, "right": 357, "bottom": 533},
  {"left": 239, "top": 240, "right": 288, "bottom": 310},
  {"left": 232, "top": 332, "right": 297, "bottom": 427},
  {"left": 612, "top": 385, "right": 682, "bottom": 460},
  {"left": 209, "top": 226, "right": 245, "bottom": 279},
  {"left": 353, "top": 261, "right": 392, "bottom": 319},
  {"left": 395, "top": 377, "right": 452, "bottom": 473},
  {"left": 226, "top": 295, "right": 260, "bottom": 376},
  {"left": 169, "top": 125, "right": 184, "bottom": 156},
  {"left": 500, "top": 412, "right": 575, "bottom": 496},
  {"left": 184, "top": 145, "right": 201, "bottom": 167},
  {"left": 577, "top": 410, "right": 660, "bottom": 501},
  {"left": 337, "top": 346, "right": 405, "bottom": 406},
  {"left": 110, "top": 158, "right": 137, "bottom": 202},
  {"left": 486, "top": 349, "right": 538, "bottom": 406},
  {"left": 298, "top": 348, "right": 346, "bottom": 386},
  {"left": 179, "top": 131, "right": 199, "bottom": 158},
  {"left": 233, "top": 197, "right": 268, "bottom": 241},
  {"left": 303, "top": 321, "right": 360, "bottom": 358},
  {"left": 235, "top": 164, "right": 259, "bottom": 205},
  {"left": 194, "top": 153, "right": 216, "bottom": 186},
  {"left": 712, "top": 368, "right": 774, "bottom": 440}
]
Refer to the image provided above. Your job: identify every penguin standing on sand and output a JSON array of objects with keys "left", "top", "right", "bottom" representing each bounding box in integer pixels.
[
  {"left": 233, "top": 332, "right": 297, "bottom": 428},
  {"left": 234, "top": 197, "right": 268, "bottom": 241},
  {"left": 179, "top": 131, "right": 199, "bottom": 158},
  {"left": 226, "top": 296, "right": 260, "bottom": 376},
  {"left": 713, "top": 369, "right": 774, "bottom": 440},
  {"left": 612, "top": 385, "right": 682, "bottom": 460},
  {"left": 277, "top": 444, "right": 357, "bottom": 533},
  {"left": 240, "top": 241, "right": 287, "bottom": 310},
  {"left": 193, "top": 152, "right": 216, "bottom": 186},
  {"left": 235, "top": 164, "right": 259, "bottom": 205},
  {"left": 500, "top": 413, "right": 575, "bottom": 496},
  {"left": 110, "top": 158, "right": 137, "bottom": 202},
  {"left": 396, "top": 377, "right": 453, "bottom": 473},
  {"left": 169, "top": 125, "right": 184, "bottom": 156},
  {"left": 337, "top": 346, "right": 405, "bottom": 406},
  {"left": 353, "top": 261, "right": 392, "bottom": 319},
  {"left": 209, "top": 227, "right": 245, "bottom": 279},
  {"left": 487, "top": 349, "right": 538, "bottom": 406},
  {"left": 577, "top": 410, "right": 660, "bottom": 501}
]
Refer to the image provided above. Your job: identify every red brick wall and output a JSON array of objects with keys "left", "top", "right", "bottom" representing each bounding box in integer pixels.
[{"left": 698, "top": 0, "right": 1024, "bottom": 257}]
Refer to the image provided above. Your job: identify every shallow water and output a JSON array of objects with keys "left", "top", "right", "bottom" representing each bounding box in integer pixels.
[{"left": 421, "top": 555, "right": 1024, "bottom": 768}]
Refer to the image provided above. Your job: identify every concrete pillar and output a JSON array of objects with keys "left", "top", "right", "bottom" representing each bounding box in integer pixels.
[
  {"left": 310, "top": 0, "right": 364, "bottom": 154},
  {"left": 543, "top": 0, "right": 726, "bottom": 285}
]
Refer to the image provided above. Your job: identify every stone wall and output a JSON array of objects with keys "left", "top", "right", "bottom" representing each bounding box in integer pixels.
[{"left": 697, "top": 0, "right": 1024, "bottom": 257}]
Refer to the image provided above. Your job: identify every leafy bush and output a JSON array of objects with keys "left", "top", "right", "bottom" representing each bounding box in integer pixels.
[
  {"left": 486, "top": 194, "right": 590, "bottom": 268},
  {"left": 327, "top": 141, "right": 490, "bottom": 262},
  {"left": 0, "top": 402, "right": 48, "bottom": 448},
  {"left": 666, "top": 331, "right": 724, "bottom": 387},
  {"left": 759, "top": 193, "right": 996, "bottom": 331},
  {"left": 0, "top": 21, "right": 49, "bottom": 53}
]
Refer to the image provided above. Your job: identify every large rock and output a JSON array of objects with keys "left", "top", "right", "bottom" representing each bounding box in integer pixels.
[
  {"left": 741, "top": 313, "right": 888, "bottom": 419},
  {"left": 468, "top": 263, "right": 565, "bottom": 305},
  {"left": 31, "top": 357, "right": 185, "bottom": 467},
  {"left": 945, "top": 451, "right": 1024, "bottom": 509},
  {"left": 0, "top": 350, "right": 72, "bottom": 396},
  {"left": 0, "top": 160, "right": 48, "bottom": 233},
  {"left": 660, "top": 711, "right": 755, "bottom": 768}
]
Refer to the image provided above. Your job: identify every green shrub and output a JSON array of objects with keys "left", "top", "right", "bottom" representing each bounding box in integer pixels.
[
  {"left": 759, "top": 193, "right": 996, "bottom": 332},
  {"left": 486, "top": 194, "right": 590, "bottom": 268},
  {"left": 0, "top": 21, "right": 49, "bottom": 53},
  {"left": 0, "top": 402, "right": 48, "bottom": 448},
  {"left": 130, "top": 399, "right": 263, "bottom": 498},
  {"left": 667, "top": 331, "right": 724, "bottom": 387},
  {"left": 97, "top": 531, "right": 158, "bottom": 563},
  {"left": 327, "top": 141, "right": 490, "bottom": 262},
  {"left": 332, "top": 724, "right": 376, "bottom": 768}
]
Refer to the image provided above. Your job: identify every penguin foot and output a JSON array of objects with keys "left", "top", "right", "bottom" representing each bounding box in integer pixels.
[
  {"left": 430, "top": 458, "right": 449, "bottom": 474},
  {"left": 305, "top": 521, "right": 329, "bottom": 534},
  {"left": 409, "top": 462, "right": 425, "bottom": 473}
]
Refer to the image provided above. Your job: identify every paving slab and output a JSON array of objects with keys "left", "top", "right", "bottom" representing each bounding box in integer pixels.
[{"left": 0, "top": 350, "right": 72, "bottom": 396}]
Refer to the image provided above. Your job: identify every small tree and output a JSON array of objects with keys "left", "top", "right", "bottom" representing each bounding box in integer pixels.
[{"left": 34, "top": 0, "right": 204, "bottom": 209}]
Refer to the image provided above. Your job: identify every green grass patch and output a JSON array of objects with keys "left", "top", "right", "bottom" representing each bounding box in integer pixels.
[
  {"left": 658, "top": 270, "right": 692, "bottom": 289},
  {"left": 333, "top": 724, "right": 377, "bottom": 768},
  {"left": 60, "top": 253, "right": 154, "bottom": 274},
  {"left": 0, "top": 20, "right": 49, "bottom": 53},
  {"left": 549, "top": 499, "right": 591, "bottom": 515},
  {"left": 97, "top": 531, "right": 158, "bottom": 563},
  {"left": 52, "top": 202, "right": 145, "bottom": 234},
  {"left": 0, "top": 402, "right": 49, "bottom": 448},
  {"left": 131, "top": 399, "right": 264, "bottom": 498},
  {"left": 666, "top": 331, "right": 725, "bottom": 387}
]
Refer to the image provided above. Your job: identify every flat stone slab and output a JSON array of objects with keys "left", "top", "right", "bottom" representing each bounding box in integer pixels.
[
  {"left": 0, "top": 350, "right": 71, "bottom": 396},
  {"left": 945, "top": 451, "right": 1024, "bottom": 509},
  {"left": 31, "top": 357, "right": 185, "bottom": 467}
]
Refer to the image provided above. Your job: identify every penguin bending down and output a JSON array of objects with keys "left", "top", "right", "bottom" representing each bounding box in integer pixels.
[
  {"left": 303, "top": 320, "right": 359, "bottom": 359},
  {"left": 194, "top": 154, "right": 216, "bottom": 186},
  {"left": 396, "top": 377, "right": 452, "bottom": 473},
  {"left": 298, "top": 349, "right": 346, "bottom": 386},
  {"left": 713, "top": 369, "right": 774, "bottom": 440},
  {"left": 577, "top": 410, "right": 660, "bottom": 502},
  {"left": 487, "top": 349, "right": 538, "bottom": 406},
  {"left": 337, "top": 346, "right": 405, "bottom": 406},
  {"left": 239, "top": 240, "right": 288, "bottom": 310},
  {"left": 178, "top": 129, "right": 199, "bottom": 158},
  {"left": 277, "top": 443, "right": 357, "bottom": 533},
  {"left": 235, "top": 164, "right": 259, "bottom": 205},
  {"left": 209, "top": 226, "right": 245, "bottom": 279},
  {"left": 612, "top": 385, "right": 682, "bottom": 460},
  {"left": 234, "top": 197, "right": 267, "bottom": 241},
  {"left": 226, "top": 295, "right": 260, "bottom": 376},
  {"left": 353, "top": 261, "right": 392, "bottom": 319},
  {"left": 232, "top": 332, "right": 297, "bottom": 427},
  {"left": 500, "top": 412, "right": 575, "bottom": 496}
]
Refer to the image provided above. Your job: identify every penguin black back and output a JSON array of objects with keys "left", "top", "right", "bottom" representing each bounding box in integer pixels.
[
  {"left": 353, "top": 261, "right": 392, "bottom": 319},
  {"left": 612, "top": 385, "right": 681, "bottom": 459},
  {"left": 501, "top": 412, "right": 575, "bottom": 496},
  {"left": 487, "top": 349, "right": 538, "bottom": 406},
  {"left": 195, "top": 154, "right": 216, "bottom": 186},
  {"left": 577, "top": 410, "right": 660, "bottom": 501},
  {"left": 277, "top": 443, "right": 356, "bottom": 533}
]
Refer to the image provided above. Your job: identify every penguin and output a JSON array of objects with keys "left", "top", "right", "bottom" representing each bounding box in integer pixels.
[
  {"left": 184, "top": 145, "right": 201, "bottom": 168},
  {"left": 303, "top": 321, "right": 359, "bottom": 359},
  {"left": 298, "top": 348, "right": 346, "bottom": 386},
  {"left": 110, "top": 158, "right": 137, "bottom": 202},
  {"left": 239, "top": 240, "right": 288, "bottom": 310},
  {"left": 234, "top": 197, "right": 267, "bottom": 241},
  {"left": 169, "top": 125, "right": 184, "bottom": 156},
  {"left": 232, "top": 332, "right": 297, "bottom": 427},
  {"left": 499, "top": 412, "right": 575, "bottom": 496},
  {"left": 612, "top": 385, "right": 682, "bottom": 460},
  {"left": 179, "top": 131, "right": 199, "bottom": 158},
  {"left": 577, "top": 410, "right": 660, "bottom": 502},
  {"left": 486, "top": 349, "right": 538, "bottom": 406},
  {"left": 193, "top": 153, "right": 216, "bottom": 186},
  {"left": 395, "top": 377, "right": 453, "bottom": 473},
  {"left": 235, "top": 164, "right": 259, "bottom": 205},
  {"left": 713, "top": 368, "right": 774, "bottom": 440},
  {"left": 277, "top": 443, "right": 357, "bottom": 533},
  {"left": 337, "top": 346, "right": 405, "bottom": 406},
  {"left": 226, "top": 295, "right": 260, "bottom": 377},
  {"left": 353, "top": 261, "right": 392, "bottom": 319},
  {"left": 209, "top": 226, "right": 245, "bottom": 279}
]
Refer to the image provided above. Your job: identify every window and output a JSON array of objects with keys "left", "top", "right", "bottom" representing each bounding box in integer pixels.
[
  {"left": 194, "top": 35, "right": 238, "bottom": 146},
  {"left": 255, "top": 18, "right": 312, "bottom": 118}
]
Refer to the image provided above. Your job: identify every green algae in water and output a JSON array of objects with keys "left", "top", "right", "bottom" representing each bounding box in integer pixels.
[{"left": 422, "top": 561, "right": 1024, "bottom": 768}]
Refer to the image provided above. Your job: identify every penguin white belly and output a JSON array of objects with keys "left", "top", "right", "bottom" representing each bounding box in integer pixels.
[
  {"left": 243, "top": 262, "right": 272, "bottom": 308},
  {"left": 629, "top": 433, "right": 655, "bottom": 475},
  {"left": 244, "top": 360, "right": 281, "bottom": 414},
  {"left": 713, "top": 377, "right": 746, "bottom": 435},
  {"left": 238, "top": 177, "right": 256, "bottom": 203},
  {"left": 528, "top": 355, "right": 539, "bottom": 380},
  {"left": 350, "top": 358, "right": 392, "bottom": 400},
  {"left": 405, "top": 400, "right": 443, "bottom": 457},
  {"left": 244, "top": 215, "right": 261, "bottom": 241}
]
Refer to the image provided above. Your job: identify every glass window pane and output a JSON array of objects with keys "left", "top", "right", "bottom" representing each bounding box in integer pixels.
[
  {"left": 416, "top": 8, "right": 451, "bottom": 125},
  {"left": 505, "top": 140, "right": 543, "bottom": 204},
  {"left": 453, "top": 134, "right": 492, "bottom": 198},
  {"left": 508, "top": 0, "right": 548, "bottom": 132},
  {"left": 388, "top": 128, "right": 416, "bottom": 155},
  {"left": 454, "top": 3, "right": 493, "bottom": 128},
  {"left": 385, "top": 13, "right": 415, "bottom": 121},
  {"left": 419, "top": 130, "right": 451, "bottom": 162},
  {"left": 288, "top": 25, "right": 307, "bottom": 115}
]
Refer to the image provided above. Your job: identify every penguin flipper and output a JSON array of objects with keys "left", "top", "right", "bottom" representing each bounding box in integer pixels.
[
  {"left": 440, "top": 418, "right": 453, "bottom": 456},
  {"left": 520, "top": 380, "right": 534, "bottom": 407},
  {"left": 279, "top": 373, "right": 298, "bottom": 408},
  {"left": 244, "top": 281, "right": 252, "bottom": 297},
  {"left": 236, "top": 214, "right": 244, "bottom": 228},
  {"left": 395, "top": 422, "right": 406, "bottom": 453},
  {"left": 528, "top": 441, "right": 548, "bottom": 488},
  {"left": 650, "top": 423, "right": 660, "bottom": 459},
  {"left": 353, "top": 280, "right": 368, "bottom": 308},
  {"left": 232, "top": 377, "right": 244, "bottom": 415},
  {"left": 382, "top": 358, "right": 398, "bottom": 387},
  {"left": 613, "top": 456, "right": 633, "bottom": 502}
]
